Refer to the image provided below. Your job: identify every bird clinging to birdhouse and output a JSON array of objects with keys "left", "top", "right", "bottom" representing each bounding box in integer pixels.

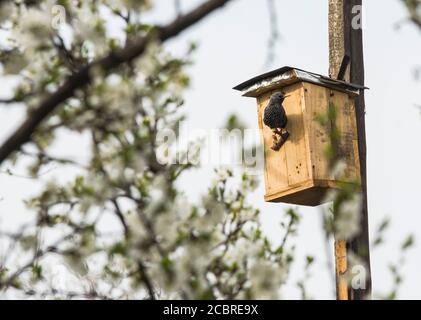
[{"left": 263, "top": 92, "right": 290, "bottom": 151}]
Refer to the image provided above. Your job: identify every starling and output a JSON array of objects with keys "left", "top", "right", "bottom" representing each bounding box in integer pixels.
[
  {"left": 263, "top": 92, "right": 290, "bottom": 151},
  {"left": 263, "top": 92, "right": 288, "bottom": 130}
]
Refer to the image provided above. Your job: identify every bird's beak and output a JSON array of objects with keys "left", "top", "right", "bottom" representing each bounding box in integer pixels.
[{"left": 284, "top": 94, "right": 291, "bottom": 98}]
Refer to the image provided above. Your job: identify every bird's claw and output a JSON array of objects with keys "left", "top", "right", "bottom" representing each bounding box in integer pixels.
[{"left": 271, "top": 130, "right": 290, "bottom": 151}]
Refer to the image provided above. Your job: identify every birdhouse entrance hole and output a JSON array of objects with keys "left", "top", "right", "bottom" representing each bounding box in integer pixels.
[{"left": 234, "top": 67, "right": 366, "bottom": 206}]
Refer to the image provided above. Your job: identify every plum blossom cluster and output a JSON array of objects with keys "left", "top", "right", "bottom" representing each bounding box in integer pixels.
[{"left": 0, "top": 0, "right": 298, "bottom": 299}]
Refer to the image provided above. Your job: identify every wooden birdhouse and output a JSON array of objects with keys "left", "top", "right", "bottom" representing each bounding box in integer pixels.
[{"left": 234, "top": 67, "right": 365, "bottom": 206}]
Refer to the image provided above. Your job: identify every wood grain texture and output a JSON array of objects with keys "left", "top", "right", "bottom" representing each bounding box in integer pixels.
[
  {"left": 283, "top": 84, "right": 309, "bottom": 186},
  {"left": 335, "top": 239, "right": 349, "bottom": 300},
  {"left": 330, "top": 89, "right": 360, "bottom": 182},
  {"left": 301, "top": 82, "right": 360, "bottom": 184},
  {"left": 302, "top": 83, "right": 331, "bottom": 182},
  {"left": 258, "top": 81, "right": 360, "bottom": 206}
]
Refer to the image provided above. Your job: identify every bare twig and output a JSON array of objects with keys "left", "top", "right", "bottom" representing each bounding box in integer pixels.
[
  {"left": 20, "top": 149, "right": 87, "bottom": 169},
  {"left": 0, "top": 230, "right": 77, "bottom": 290},
  {"left": 52, "top": 34, "right": 80, "bottom": 73},
  {"left": 137, "top": 260, "right": 156, "bottom": 300},
  {"left": 110, "top": 198, "right": 129, "bottom": 238}
]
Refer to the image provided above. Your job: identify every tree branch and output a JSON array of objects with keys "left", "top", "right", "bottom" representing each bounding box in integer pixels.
[
  {"left": 0, "top": 0, "right": 234, "bottom": 165},
  {"left": 110, "top": 198, "right": 129, "bottom": 238},
  {"left": 137, "top": 260, "right": 156, "bottom": 300},
  {"left": 0, "top": 230, "right": 77, "bottom": 290}
]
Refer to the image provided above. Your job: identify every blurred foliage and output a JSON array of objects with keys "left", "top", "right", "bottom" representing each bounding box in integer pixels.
[{"left": 0, "top": 0, "right": 300, "bottom": 300}]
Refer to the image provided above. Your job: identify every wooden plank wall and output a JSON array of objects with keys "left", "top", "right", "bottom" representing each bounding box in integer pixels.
[
  {"left": 302, "top": 82, "right": 360, "bottom": 183},
  {"left": 257, "top": 83, "right": 309, "bottom": 197}
]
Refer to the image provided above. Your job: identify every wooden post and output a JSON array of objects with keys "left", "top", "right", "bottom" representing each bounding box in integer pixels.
[{"left": 328, "top": 0, "right": 372, "bottom": 300}]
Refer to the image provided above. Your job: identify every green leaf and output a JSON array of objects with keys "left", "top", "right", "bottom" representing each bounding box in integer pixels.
[{"left": 305, "top": 255, "right": 315, "bottom": 267}]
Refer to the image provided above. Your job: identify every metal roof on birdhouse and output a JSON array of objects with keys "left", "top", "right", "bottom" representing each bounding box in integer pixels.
[{"left": 233, "top": 66, "right": 367, "bottom": 98}]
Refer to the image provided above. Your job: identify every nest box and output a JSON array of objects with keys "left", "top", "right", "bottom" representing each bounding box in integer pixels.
[{"left": 234, "top": 67, "right": 365, "bottom": 206}]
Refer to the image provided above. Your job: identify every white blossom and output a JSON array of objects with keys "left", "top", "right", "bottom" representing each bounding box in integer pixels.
[
  {"left": 155, "top": 212, "right": 179, "bottom": 244},
  {"left": 15, "top": 8, "right": 53, "bottom": 49},
  {"left": 215, "top": 167, "right": 232, "bottom": 182},
  {"left": 231, "top": 200, "right": 241, "bottom": 211},
  {"left": 202, "top": 195, "right": 224, "bottom": 224},
  {"left": 73, "top": 6, "right": 107, "bottom": 54},
  {"left": 1, "top": 52, "right": 28, "bottom": 75},
  {"left": 241, "top": 172, "right": 259, "bottom": 192},
  {"left": 126, "top": 212, "right": 147, "bottom": 242},
  {"left": 108, "top": 0, "right": 153, "bottom": 11},
  {"left": 240, "top": 207, "right": 258, "bottom": 221},
  {"left": 249, "top": 260, "right": 286, "bottom": 299}
]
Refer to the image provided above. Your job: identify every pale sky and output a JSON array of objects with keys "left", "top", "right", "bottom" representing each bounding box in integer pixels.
[{"left": 1, "top": 0, "right": 421, "bottom": 299}]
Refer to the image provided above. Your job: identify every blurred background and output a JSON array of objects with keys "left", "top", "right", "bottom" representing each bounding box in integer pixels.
[{"left": 1, "top": 0, "right": 421, "bottom": 299}]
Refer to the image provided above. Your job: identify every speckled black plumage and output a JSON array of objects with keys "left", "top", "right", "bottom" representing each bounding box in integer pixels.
[{"left": 263, "top": 92, "right": 288, "bottom": 129}]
